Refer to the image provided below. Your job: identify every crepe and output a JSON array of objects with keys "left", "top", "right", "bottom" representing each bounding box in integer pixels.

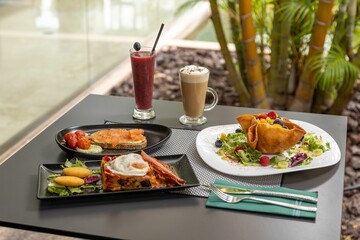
[{"left": 237, "top": 113, "right": 306, "bottom": 154}]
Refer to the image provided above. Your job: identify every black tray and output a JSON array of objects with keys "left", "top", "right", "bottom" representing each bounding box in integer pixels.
[
  {"left": 37, "top": 154, "right": 199, "bottom": 199},
  {"left": 56, "top": 123, "right": 171, "bottom": 159}
]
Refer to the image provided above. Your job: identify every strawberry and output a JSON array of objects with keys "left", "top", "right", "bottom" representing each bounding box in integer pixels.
[{"left": 259, "top": 156, "right": 270, "bottom": 166}]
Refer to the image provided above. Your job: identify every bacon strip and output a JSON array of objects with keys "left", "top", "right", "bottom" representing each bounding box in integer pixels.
[{"left": 140, "top": 151, "right": 185, "bottom": 185}]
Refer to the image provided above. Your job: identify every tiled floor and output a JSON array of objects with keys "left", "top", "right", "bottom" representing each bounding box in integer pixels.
[{"left": 0, "top": 227, "right": 83, "bottom": 240}]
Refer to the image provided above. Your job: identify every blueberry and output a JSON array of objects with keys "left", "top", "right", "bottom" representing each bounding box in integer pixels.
[
  {"left": 235, "top": 128, "right": 243, "bottom": 133},
  {"left": 133, "top": 42, "right": 141, "bottom": 51},
  {"left": 273, "top": 118, "right": 284, "bottom": 126},
  {"left": 215, "top": 140, "right": 222, "bottom": 148}
]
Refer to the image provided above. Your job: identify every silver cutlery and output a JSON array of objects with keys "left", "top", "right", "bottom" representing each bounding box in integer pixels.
[
  {"left": 206, "top": 184, "right": 317, "bottom": 212},
  {"left": 202, "top": 184, "right": 318, "bottom": 203}
]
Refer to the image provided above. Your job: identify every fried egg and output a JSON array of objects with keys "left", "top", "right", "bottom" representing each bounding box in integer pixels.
[{"left": 107, "top": 153, "right": 149, "bottom": 176}]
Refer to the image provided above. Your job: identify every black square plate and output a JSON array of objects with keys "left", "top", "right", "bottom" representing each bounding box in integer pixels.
[{"left": 37, "top": 154, "right": 199, "bottom": 199}]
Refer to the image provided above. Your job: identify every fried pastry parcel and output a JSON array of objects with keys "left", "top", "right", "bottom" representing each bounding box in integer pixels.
[{"left": 237, "top": 113, "right": 306, "bottom": 154}]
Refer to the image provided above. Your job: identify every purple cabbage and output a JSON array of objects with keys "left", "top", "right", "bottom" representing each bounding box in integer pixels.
[
  {"left": 290, "top": 153, "right": 308, "bottom": 167},
  {"left": 84, "top": 175, "right": 101, "bottom": 184}
]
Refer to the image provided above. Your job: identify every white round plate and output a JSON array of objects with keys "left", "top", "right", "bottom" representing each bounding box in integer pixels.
[{"left": 196, "top": 120, "right": 341, "bottom": 176}]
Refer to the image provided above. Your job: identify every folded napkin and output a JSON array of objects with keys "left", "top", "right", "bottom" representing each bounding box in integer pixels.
[{"left": 206, "top": 179, "right": 318, "bottom": 219}]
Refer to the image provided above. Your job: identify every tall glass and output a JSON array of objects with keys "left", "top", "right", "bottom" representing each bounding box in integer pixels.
[
  {"left": 179, "top": 65, "right": 218, "bottom": 126},
  {"left": 130, "top": 47, "right": 156, "bottom": 120}
]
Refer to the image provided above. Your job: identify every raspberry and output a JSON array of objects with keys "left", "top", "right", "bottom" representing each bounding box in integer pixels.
[
  {"left": 257, "top": 113, "right": 268, "bottom": 119},
  {"left": 267, "top": 111, "right": 277, "bottom": 120},
  {"left": 259, "top": 156, "right": 270, "bottom": 166}
]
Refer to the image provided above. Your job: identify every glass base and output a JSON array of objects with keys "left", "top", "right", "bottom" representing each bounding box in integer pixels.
[
  {"left": 179, "top": 115, "right": 207, "bottom": 126},
  {"left": 133, "top": 108, "right": 155, "bottom": 120}
]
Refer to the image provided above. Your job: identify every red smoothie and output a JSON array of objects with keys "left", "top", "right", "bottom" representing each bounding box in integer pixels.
[{"left": 130, "top": 50, "right": 155, "bottom": 110}]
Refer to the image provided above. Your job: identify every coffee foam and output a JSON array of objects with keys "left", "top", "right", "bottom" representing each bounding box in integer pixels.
[
  {"left": 179, "top": 65, "right": 209, "bottom": 83},
  {"left": 180, "top": 65, "right": 208, "bottom": 74}
]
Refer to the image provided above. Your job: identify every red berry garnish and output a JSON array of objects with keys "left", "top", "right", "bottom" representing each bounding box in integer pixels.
[
  {"left": 234, "top": 146, "right": 244, "bottom": 155},
  {"left": 259, "top": 156, "right": 270, "bottom": 166},
  {"left": 257, "top": 113, "right": 268, "bottom": 119},
  {"left": 267, "top": 111, "right": 277, "bottom": 120}
]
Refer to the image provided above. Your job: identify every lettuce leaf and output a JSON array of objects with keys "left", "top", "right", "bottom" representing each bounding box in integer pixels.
[{"left": 62, "top": 159, "right": 88, "bottom": 169}]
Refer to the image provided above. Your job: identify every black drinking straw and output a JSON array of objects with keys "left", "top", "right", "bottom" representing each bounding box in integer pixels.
[{"left": 151, "top": 23, "right": 164, "bottom": 55}]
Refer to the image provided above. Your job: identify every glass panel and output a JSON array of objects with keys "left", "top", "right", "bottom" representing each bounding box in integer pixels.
[
  {"left": 0, "top": 0, "right": 88, "bottom": 150},
  {"left": 0, "top": 0, "right": 185, "bottom": 153}
]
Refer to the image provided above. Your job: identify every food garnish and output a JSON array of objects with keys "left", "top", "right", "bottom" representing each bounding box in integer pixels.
[
  {"left": 47, "top": 159, "right": 101, "bottom": 196},
  {"left": 133, "top": 42, "right": 141, "bottom": 51},
  {"left": 259, "top": 156, "right": 270, "bottom": 166}
]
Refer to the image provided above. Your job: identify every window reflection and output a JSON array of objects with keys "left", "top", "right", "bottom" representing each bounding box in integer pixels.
[
  {"left": 35, "top": 0, "right": 59, "bottom": 33},
  {"left": 0, "top": 0, "right": 185, "bottom": 153}
]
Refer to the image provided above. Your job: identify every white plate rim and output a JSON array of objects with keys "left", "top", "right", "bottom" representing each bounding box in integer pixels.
[{"left": 195, "top": 120, "right": 341, "bottom": 177}]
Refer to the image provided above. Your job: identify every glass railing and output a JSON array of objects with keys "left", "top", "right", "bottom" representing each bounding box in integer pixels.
[{"left": 0, "top": 0, "right": 186, "bottom": 155}]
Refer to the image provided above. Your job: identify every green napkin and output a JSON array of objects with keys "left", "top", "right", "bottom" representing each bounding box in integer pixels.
[{"left": 206, "top": 179, "right": 318, "bottom": 219}]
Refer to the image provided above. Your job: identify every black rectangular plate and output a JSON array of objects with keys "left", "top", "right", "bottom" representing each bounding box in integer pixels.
[
  {"left": 56, "top": 123, "right": 172, "bottom": 159},
  {"left": 37, "top": 154, "right": 199, "bottom": 200}
]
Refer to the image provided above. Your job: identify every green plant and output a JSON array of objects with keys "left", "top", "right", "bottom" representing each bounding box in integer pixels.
[{"left": 178, "top": 0, "right": 360, "bottom": 114}]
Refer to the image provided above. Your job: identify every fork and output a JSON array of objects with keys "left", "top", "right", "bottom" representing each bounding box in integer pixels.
[{"left": 207, "top": 184, "right": 317, "bottom": 212}]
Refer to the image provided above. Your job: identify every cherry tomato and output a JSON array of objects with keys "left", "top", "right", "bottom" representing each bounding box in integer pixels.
[
  {"left": 75, "top": 130, "right": 86, "bottom": 139},
  {"left": 77, "top": 137, "right": 91, "bottom": 150},
  {"left": 64, "top": 132, "right": 78, "bottom": 149},
  {"left": 63, "top": 132, "right": 73, "bottom": 142}
]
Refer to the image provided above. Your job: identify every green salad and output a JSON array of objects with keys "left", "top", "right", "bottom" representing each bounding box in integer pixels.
[
  {"left": 47, "top": 159, "right": 101, "bottom": 196},
  {"left": 214, "top": 127, "right": 330, "bottom": 168}
]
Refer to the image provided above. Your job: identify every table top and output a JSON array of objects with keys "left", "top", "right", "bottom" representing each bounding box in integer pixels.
[{"left": 0, "top": 94, "right": 347, "bottom": 240}]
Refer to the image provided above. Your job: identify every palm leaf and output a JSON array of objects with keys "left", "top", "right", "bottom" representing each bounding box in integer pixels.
[
  {"left": 277, "top": 0, "right": 315, "bottom": 39},
  {"left": 307, "top": 45, "right": 359, "bottom": 92}
]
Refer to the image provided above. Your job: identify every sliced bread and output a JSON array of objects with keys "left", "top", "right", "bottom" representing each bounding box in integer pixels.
[{"left": 89, "top": 128, "right": 147, "bottom": 150}]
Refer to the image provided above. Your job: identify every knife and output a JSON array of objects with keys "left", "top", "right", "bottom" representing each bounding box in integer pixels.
[{"left": 203, "top": 184, "right": 318, "bottom": 203}]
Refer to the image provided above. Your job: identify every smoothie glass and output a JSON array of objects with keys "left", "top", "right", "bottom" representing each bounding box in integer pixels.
[
  {"left": 179, "top": 65, "right": 218, "bottom": 126},
  {"left": 130, "top": 47, "right": 156, "bottom": 120}
]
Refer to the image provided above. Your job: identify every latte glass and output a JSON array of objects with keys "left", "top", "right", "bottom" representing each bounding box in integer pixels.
[{"left": 179, "top": 65, "right": 218, "bottom": 126}]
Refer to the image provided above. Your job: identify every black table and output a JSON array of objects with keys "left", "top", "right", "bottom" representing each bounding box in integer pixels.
[{"left": 0, "top": 94, "right": 347, "bottom": 240}]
